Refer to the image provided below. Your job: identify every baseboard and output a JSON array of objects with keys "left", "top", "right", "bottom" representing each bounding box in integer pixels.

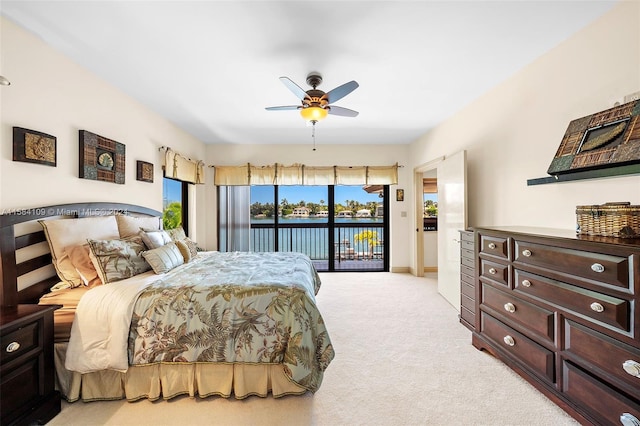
[
  {"left": 423, "top": 266, "right": 438, "bottom": 273},
  {"left": 391, "top": 266, "right": 411, "bottom": 273}
]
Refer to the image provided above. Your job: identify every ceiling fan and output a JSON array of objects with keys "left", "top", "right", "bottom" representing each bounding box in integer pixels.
[{"left": 265, "top": 72, "right": 359, "bottom": 123}]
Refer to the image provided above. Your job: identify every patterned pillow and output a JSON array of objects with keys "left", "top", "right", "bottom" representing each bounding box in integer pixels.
[
  {"left": 139, "top": 228, "right": 172, "bottom": 249},
  {"left": 166, "top": 226, "right": 187, "bottom": 242},
  {"left": 175, "top": 238, "right": 198, "bottom": 263},
  {"left": 88, "top": 237, "right": 151, "bottom": 284},
  {"left": 142, "top": 242, "right": 184, "bottom": 274}
]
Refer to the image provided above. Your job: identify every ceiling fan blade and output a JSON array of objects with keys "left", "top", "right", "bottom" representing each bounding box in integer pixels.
[
  {"left": 265, "top": 105, "right": 300, "bottom": 111},
  {"left": 324, "top": 80, "right": 359, "bottom": 104},
  {"left": 328, "top": 106, "right": 359, "bottom": 117},
  {"left": 279, "top": 77, "right": 309, "bottom": 101}
]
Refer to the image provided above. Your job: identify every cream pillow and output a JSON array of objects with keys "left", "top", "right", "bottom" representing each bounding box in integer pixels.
[
  {"left": 88, "top": 237, "right": 151, "bottom": 284},
  {"left": 142, "top": 242, "right": 184, "bottom": 274},
  {"left": 39, "top": 216, "right": 120, "bottom": 287},
  {"left": 139, "top": 228, "right": 172, "bottom": 249},
  {"left": 166, "top": 226, "right": 187, "bottom": 242},
  {"left": 116, "top": 214, "right": 161, "bottom": 238}
]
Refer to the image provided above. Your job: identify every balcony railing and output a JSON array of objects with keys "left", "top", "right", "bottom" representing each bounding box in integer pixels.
[{"left": 250, "top": 221, "right": 385, "bottom": 271}]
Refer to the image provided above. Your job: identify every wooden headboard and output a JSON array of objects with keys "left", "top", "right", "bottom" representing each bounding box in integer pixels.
[{"left": 0, "top": 202, "right": 161, "bottom": 307}]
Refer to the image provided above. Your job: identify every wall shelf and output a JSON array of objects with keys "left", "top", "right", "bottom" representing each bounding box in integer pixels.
[{"left": 527, "top": 164, "right": 640, "bottom": 186}]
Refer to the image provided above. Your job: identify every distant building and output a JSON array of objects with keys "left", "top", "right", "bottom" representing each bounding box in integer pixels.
[
  {"left": 290, "top": 206, "right": 310, "bottom": 217},
  {"left": 315, "top": 211, "right": 329, "bottom": 217},
  {"left": 355, "top": 209, "right": 372, "bottom": 218},
  {"left": 375, "top": 203, "right": 384, "bottom": 217},
  {"left": 336, "top": 211, "right": 353, "bottom": 218}
]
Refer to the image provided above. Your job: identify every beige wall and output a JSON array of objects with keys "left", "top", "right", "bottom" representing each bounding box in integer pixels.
[
  {"left": 0, "top": 17, "right": 208, "bottom": 244},
  {"left": 408, "top": 1, "right": 640, "bottom": 271}
]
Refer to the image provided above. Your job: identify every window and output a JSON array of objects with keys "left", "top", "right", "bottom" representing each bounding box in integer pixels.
[
  {"left": 163, "top": 177, "right": 188, "bottom": 233},
  {"left": 242, "top": 185, "right": 389, "bottom": 272}
]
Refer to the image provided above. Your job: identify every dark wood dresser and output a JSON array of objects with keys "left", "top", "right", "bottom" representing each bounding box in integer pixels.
[
  {"left": 1, "top": 304, "right": 60, "bottom": 426},
  {"left": 459, "top": 229, "right": 476, "bottom": 331},
  {"left": 472, "top": 227, "right": 639, "bottom": 425}
]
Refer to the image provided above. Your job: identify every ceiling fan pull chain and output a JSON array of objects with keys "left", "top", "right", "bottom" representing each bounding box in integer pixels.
[{"left": 312, "top": 121, "right": 317, "bottom": 151}]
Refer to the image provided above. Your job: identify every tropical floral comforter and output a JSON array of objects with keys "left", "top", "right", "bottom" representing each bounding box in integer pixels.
[{"left": 127, "top": 251, "right": 334, "bottom": 392}]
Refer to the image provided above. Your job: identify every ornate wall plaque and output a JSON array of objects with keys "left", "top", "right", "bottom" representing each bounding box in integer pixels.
[
  {"left": 136, "top": 160, "right": 154, "bottom": 182},
  {"left": 547, "top": 100, "right": 640, "bottom": 175},
  {"left": 79, "top": 130, "right": 125, "bottom": 184},
  {"left": 13, "top": 127, "right": 56, "bottom": 167}
]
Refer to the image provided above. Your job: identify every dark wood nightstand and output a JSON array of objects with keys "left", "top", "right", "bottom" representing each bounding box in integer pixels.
[{"left": 1, "top": 304, "right": 61, "bottom": 426}]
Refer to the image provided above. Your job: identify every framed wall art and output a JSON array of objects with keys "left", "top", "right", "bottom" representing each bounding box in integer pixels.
[
  {"left": 79, "top": 130, "right": 125, "bottom": 184},
  {"left": 547, "top": 99, "right": 640, "bottom": 175},
  {"left": 136, "top": 160, "right": 154, "bottom": 183},
  {"left": 396, "top": 188, "right": 404, "bottom": 202},
  {"left": 13, "top": 127, "right": 57, "bottom": 167}
]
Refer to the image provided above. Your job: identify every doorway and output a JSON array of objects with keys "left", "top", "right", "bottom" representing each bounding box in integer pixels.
[{"left": 414, "top": 151, "right": 467, "bottom": 309}]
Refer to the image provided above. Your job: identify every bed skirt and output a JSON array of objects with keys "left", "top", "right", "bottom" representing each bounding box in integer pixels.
[{"left": 54, "top": 343, "right": 308, "bottom": 402}]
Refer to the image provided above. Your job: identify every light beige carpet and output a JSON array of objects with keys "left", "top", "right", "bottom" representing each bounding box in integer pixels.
[{"left": 47, "top": 272, "right": 579, "bottom": 426}]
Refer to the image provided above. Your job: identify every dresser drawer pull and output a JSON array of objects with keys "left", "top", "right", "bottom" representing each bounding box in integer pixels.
[
  {"left": 521, "top": 279, "right": 531, "bottom": 288},
  {"left": 620, "top": 413, "right": 640, "bottom": 426},
  {"left": 5, "top": 342, "right": 20, "bottom": 353},
  {"left": 622, "top": 360, "right": 640, "bottom": 378},
  {"left": 503, "top": 335, "right": 515, "bottom": 346},
  {"left": 521, "top": 249, "right": 532, "bottom": 257},
  {"left": 589, "top": 302, "right": 605, "bottom": 313},
  {"left": 488, "top": 242, "right": 496, "bottom": 249},
  {"left": 488, "top": 267, "right": 497, "bottom": 275},
  {"left": 504, "top": 303, "right": 516, "bottom": 313},
  {"left": 590, "top": 263, "right": 605, "bottom": 273}
]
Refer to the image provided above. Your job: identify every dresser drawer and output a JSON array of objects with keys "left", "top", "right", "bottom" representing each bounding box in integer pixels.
[
  {"left": 514, "top": 270, "right": 630, "bottom": 333},
  {"left": 564, "top": 320, "right": 640, "bottom": 400},
  {"left": 480, "top": 259, "right": 509, "bottom": 287},
  {"left": 562, "top": 360, "right": 640, "bottom": 426},
  {"left": 460, "top": 231, "right": 474, "bottom": 243},
  {"left": 461, "top": 240, "right": 474, "bottom": 252},
  {"left": 460, "top": 306, "right": 475, "bottom": 326},
  {"left": 514, "top": 240, "right": 631, "bottom": 290},
  {"left": 0, "top": 321, "right": 40, "bottom": 364},
  {"left": 482, "top": 284, "right": 554, "bottom": 343},
  {"left": 461, "top": 254, "right": 475, "bottom": 269},
  {"left": 461, "top": 279, "right": 474, "bottom": 298},
  {"left": 479, "top": 235, "right": 509, "bottom": 260},
  {"left": 480, "top": 312, "right": 555, "bottom": 383},
  {"left": 460, "top": 264, "right": 474, "bottom": 279}
]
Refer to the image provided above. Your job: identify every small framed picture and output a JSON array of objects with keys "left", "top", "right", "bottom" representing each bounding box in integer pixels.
[
  {"left": 13, "top": 127, "right": 57, "bottom": 167},
  {"left": 136, "top": 160, "right": 154, "bottom": 182},
  {"left": 396, "top": 188, "right": 404, "bottom": 202}
]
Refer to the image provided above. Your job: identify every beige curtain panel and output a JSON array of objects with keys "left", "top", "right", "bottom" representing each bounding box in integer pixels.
[
  {"left": 213, "top": 163, "right": 398, "bottom": 186},
  {"left": 163, "top": 148, "right": 205, "bottom": 184}
]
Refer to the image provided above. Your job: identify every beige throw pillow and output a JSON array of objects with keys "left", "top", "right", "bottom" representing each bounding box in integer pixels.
[
  {"left": 39, "top": 216, "right": 120, "bottom": 287},
  {"left": 116, "top": 214, "right": 161, "bottom": 238},
  {"left": 142, "top": 242, "right": 184, "bottom": 274},
  {"left": 175, "top": 238, "right": 198, "bottom": 263},
  {"left": 139, "top": 228, "right": 172, "bottom": 249},
  {"left": 66, "top": 244, "right": 101, "bottom": 287}
]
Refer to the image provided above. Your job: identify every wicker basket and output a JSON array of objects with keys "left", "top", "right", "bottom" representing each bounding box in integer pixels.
[{"left": 576, "top": 202, "right": 640, "bottom": 238}]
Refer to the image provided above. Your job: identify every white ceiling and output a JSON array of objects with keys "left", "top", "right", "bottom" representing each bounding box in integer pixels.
[{"left": 2, "top": 1, "right": 617, "bottom": 146}]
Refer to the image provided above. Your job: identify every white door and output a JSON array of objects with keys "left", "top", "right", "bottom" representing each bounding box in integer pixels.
[{"left": 437, "top": 150, "right": 467, "bottom": 309}]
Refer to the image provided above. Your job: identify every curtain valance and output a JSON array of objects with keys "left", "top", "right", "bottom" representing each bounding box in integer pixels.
[
  {"left": 212, "top": 163, "right": 398, "bottom": 186},
  {"left": 163, "top": 148, "right": 205, "bottom": 184}
]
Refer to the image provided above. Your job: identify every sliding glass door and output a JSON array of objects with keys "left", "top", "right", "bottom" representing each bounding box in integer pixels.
[{"left": 219, "top": 185, "right": 389, "bottom": 272}]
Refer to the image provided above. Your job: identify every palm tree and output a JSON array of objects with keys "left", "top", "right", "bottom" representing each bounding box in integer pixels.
[{"left": 353, "top": 230, "right": 379, "bottom": 259}]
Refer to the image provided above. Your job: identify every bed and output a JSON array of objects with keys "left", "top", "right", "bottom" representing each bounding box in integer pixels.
[{"left": 0, "top": 202, "right": 334, "bottom": 402}]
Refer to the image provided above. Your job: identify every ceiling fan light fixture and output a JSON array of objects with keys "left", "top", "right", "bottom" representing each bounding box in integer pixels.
[{"left": 300, "top": 106, "right": 328, "bottom": 122}]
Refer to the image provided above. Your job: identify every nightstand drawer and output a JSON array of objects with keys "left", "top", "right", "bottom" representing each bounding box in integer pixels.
[
  {"left": 1, "top": 321, "right": 39, "bottom": 364},
  {"left": 0, "top": 356, "right": 40, "bottom": 420}
]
